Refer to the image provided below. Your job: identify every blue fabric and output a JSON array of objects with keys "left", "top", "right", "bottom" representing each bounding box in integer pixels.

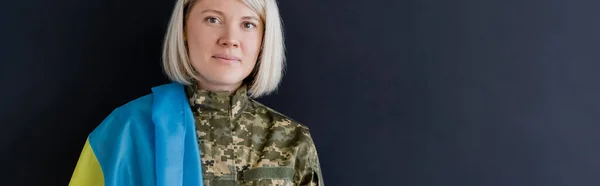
[{"left": 88, "top": 82, "right": 204, "bottom": 186}]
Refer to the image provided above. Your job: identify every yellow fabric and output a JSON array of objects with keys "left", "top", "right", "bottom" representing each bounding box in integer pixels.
[{"left": 69, "top": 139, "right": 105, "bottom": 186}]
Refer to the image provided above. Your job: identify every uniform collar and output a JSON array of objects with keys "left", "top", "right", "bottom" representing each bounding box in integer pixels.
[{"left": 186, "top": 83, "right": 249, "bottom": 120}]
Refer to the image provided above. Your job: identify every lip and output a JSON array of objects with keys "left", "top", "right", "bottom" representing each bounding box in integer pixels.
[{"left": 212, "top": 54, "right": 241, "bottom": 62}]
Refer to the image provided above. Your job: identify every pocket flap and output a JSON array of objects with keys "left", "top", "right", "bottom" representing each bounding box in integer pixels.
[{"left": 243, "top": 167, "right": 295, "bottom": 181}]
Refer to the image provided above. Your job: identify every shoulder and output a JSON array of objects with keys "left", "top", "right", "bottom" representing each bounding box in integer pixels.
[
  {"left": 89, "top": 93, "right": 155, "bottom": 139},
  {"left": 90, "top": 82, "right": 186, "bottom": 137},
  {"left": 247, "top": 99, "right": 310, "bottom": 129},
  {"left": 245, "top": 99, "right": 321, "bottom": 175},
  {"left": 111, "top": 94, "right": 154, "bottom": 118},
  {"left": 84, "top": 93, "right": 159, "bottom": 185},
  {"left": 246, "top": 98, "right": 316, "bottom": 145}
]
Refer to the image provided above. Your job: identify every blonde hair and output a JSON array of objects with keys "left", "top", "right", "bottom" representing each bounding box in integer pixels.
[{"left": 161, "top": 0, "right": 285, "bottom": 98}]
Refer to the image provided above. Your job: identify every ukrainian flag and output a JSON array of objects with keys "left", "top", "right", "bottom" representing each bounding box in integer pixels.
[
  {"left": 70, "top": 139, "right": 104, "bottom": 186},
  {"left": 68, "top": 83, "right": 204, "bottom": 186}
]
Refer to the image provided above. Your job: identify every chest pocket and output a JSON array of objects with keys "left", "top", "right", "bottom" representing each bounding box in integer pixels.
[{"left": 241, "top": 167, "right": 296, "bottom": 186}]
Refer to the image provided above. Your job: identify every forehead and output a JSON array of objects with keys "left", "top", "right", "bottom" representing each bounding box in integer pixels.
[{"left": 191, "top": 0, "right": 260, "bottom": 19}]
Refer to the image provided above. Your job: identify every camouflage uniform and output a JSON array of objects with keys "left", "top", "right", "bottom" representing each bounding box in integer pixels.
[{"left": 186, "top": 84, "right": 324, "bottom": 186}]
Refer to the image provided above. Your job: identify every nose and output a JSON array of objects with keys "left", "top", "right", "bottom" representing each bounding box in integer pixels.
[{"left": 218, "top": 29, "right": 240, "bottom": 48}]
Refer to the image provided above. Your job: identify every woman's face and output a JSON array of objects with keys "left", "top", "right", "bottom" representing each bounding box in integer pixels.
[{"left": 185, "top": 0, "right": 263, "bottom": 92}]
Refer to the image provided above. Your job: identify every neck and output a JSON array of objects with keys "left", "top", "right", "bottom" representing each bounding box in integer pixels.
[{"left": 195, "top": 81, "right": 242, "bottom": 94}]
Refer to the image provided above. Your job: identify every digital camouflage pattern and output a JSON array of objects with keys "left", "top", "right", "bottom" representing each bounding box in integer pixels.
[{"left": 186, "top": 84, "right": 324, "bottom": 186}]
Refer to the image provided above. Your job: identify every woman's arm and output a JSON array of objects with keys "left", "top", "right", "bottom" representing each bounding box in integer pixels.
[{"left": 297, "top": 133, "right": 325, "bottom": 186}]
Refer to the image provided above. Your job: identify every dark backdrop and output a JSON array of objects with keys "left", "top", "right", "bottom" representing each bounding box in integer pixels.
[{"left": 1, "top": 0, "right": 600, "bottom": 185}]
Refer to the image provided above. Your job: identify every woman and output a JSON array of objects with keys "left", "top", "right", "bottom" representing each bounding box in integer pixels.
[{"left": 68, "top": 0, "right": 324, "bottom": 185}]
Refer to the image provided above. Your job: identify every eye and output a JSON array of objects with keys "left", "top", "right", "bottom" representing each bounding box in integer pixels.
[
  {"left": 243, "top": 22, "right": 257, "bottom": 29},
  {"left": 205, "top": 17, "right": 221, "bottom": 24}
]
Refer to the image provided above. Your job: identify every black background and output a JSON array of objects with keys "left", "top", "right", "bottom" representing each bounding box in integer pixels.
[{"left": 2, "top": 0, "right": 600, "bottom": 185}]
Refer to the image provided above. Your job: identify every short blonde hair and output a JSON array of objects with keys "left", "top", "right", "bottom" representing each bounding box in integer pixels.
[{"left": 161, "top": 0, "right": 286, "bottom": 98}]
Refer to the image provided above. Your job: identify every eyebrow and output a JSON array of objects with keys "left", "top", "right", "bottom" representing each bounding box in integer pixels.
[
  {"left": 200, "top": 9, "right": 225, "bottom": 16},
  {"left": 241, "top": 16, "right": 260, "bottom": 22},
  {"left": 200, "top": 9, "right": 261, "bottom": 22}
]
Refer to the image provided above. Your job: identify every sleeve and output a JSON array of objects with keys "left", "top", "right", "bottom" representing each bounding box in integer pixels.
[
  {"left": 297, "top": 132, "right": 325, "bottom": 186},
  {"left": 68, "top": 138, "right": 105, "bottom": 186}
]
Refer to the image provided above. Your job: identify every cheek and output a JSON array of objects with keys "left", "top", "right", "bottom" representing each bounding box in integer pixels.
[
  {"left": 186, "top": 31, "right": 219, "bottom": 67},
  {"left": 187, "top": 29, "right": 210, "bottom": 49},
  {"left": 244, "top": 34, "right": 263, "bottom": 60}
]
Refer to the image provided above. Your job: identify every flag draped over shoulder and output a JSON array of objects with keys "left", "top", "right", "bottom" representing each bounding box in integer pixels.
[{"left": 69, "top": 83, "right": 204, "bottom": 186}]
